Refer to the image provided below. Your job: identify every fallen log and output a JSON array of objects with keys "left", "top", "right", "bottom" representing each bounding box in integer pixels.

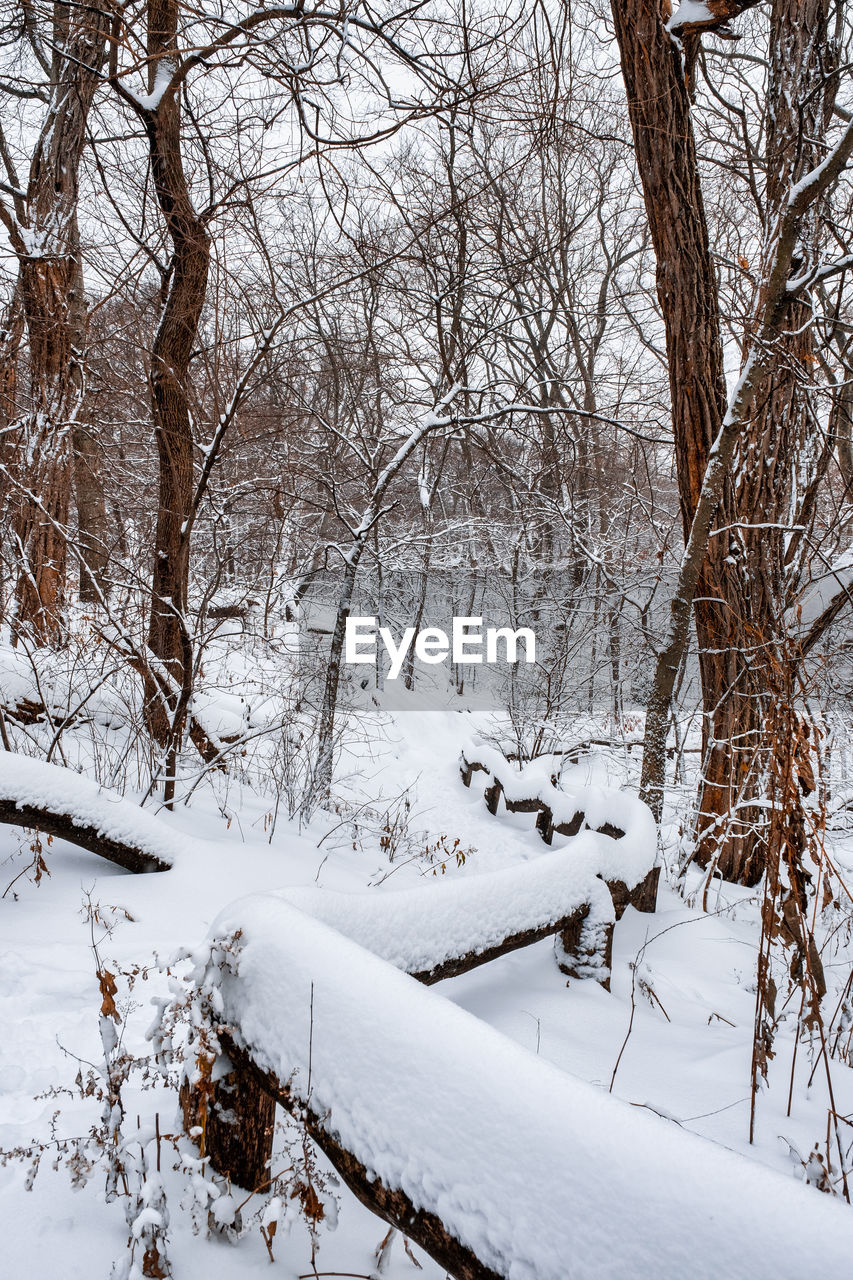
[
  {"left": 0, "top": 796, "right": 172, "bottom": 874},
  {"left": 187, "top": 1034, "right": 503, "bottom": 1280},
  {"left": 0, "top": 754, "right": 177, "bottom": 873},
  {"left": 460, "top": 746, "right": 660, "bottom": 918},
  {"left": 277, "top": 850, "right": 616, "bottom": 989},
  {"left": 410, "top": 903, "right": 591, "bottom": 985},
  {"left": 177, "top": 897, "right": 853, "bottom": 1280},
  {"left": 184, "top": 859, "right": 617, "bottom": 1200}
]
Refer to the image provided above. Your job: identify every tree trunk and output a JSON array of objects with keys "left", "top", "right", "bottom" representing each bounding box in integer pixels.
[
  {"left": 308, "top": 554, "right": 361, "bottom": 812},
  {"left": 3, "top": 4, "right": 108, "bottom": 644},
  {"left": 68, "top": 248, "right": 108, "bottom": 603},
  {"left": 693, "top": 0, "right": 837, "bottom": 884},
  {"left": 615, "top": 0, "right": 839, "bottom": 884},
  {"left": 131, "top": 1, "right": 211, "bottom": 788},
  {"left": 609, "top": 0, "right": 732, "bottom": 806}
]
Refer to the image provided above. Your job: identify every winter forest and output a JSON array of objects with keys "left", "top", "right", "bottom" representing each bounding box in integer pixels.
[{"left": 4, "top": 0, "right": 853, "bottom": 1275}]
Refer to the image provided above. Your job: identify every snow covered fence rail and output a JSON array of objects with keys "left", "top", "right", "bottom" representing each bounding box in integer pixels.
[
  {"left": 0, "top": 754, "right": 177, "bottom": 874},
  {"left": 175, "top": 896, "right": 853, "bottom": 1280},
  {"left": 460, "top": 742, "right": 660, "bottom": 917}
]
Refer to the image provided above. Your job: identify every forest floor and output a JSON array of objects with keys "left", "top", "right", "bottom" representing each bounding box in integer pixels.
[{"left": 2, "top": 689, "right": 853, "bottom": 1278}]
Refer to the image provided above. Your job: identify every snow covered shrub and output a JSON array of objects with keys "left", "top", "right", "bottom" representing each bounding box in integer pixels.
[
  {"left": 0, "top": 625, "right": 152, "bottom": 792},
  {"left": 321, "top": 786, "right": 476, "bottom": 884}
]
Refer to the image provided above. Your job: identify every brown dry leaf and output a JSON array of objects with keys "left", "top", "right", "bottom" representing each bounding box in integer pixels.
[
  {"left": 292, "top": 1179, "right": 324, "bottom": 1223},
  {"left": 142, "top": 1246, "right": 167, "bottom": 1278},
  {"left": 98, "top": 968, "right": 120, "bottom": 1022}
]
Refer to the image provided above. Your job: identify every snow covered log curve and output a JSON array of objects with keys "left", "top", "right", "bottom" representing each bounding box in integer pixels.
[
  {"left": 460, "top": 742, "right": 660, "bottom": 916},
  {"left": 182, "top": 897, "right": 853, "bottom": 1280},
  {"left": 0, "top": 753, "right": 177, "bottom": 873},
  {"left": 278, "top": 852, "right": 615, "bottom": 985}
]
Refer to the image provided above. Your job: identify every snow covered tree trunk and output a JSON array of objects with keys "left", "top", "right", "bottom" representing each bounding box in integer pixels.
[
  {"left": 609, "top": 0, "right": 733, "bottom": 822},
  {"left": 617, "top": 0, "right": 842, "bottom": 883},
  {"left": 1, "top": 4, "right": 108, "bottom": 644},
  {"left": 308, "top": 554, "right": 361, "bottom": 812},
  {"left": 693, "top": 0, "right": 838, "bottom": 884}
]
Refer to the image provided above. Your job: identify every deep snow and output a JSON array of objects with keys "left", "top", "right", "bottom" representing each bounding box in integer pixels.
[{"left": 2, "top": 695, "right": 853, "bottom": 1278}]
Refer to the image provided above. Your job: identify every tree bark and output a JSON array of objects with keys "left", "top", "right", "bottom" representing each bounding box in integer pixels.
[
  {"left": 0, "top": 797, "right": 172, "bottom": 873},
  {"left": 68, "top": 247, "right": 109, "bottom": 603},
  {"left": 2, "top": 3, "right": 109, "bottom": 644},
  {"left": 200, "top": 1035, "right": 503, "bottom": 1280},
  {"left": 609, "top": 0, "right": 734, "bottom": 820},
  {"left": 691, "top": 0, "right": 837, "bottom": 883},
  {"left": 120, "top": 1, "right": 211, "bottom": 790},
  {"left": 616, "top": 0, "right": 842, "bottom": 883}
]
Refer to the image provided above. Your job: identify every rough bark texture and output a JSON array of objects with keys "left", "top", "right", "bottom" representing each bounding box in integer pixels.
[
  {"left": 180, "top": 1057, "right": 277, "bottom": 1193},
  {"left": 691, "top": 0, "right": 837, "bottom": 884},
  {"left": 0, "top": 295, "right": 24, "bottom": 623},
  {"left": 0, "top": 293, "right": 23, "bottom": 431},
  {"left": 615, "top": 0, "right": 840, "bottom": 884},
  {"left": 3, "top": 7, "right": 109, "bottom": 643},
  {"left": 609, "top": 0, "right": 734, "bottom": 831},
  {"left": 68, "top": 250, "right": 108, "bottom": 603},
  {"left": 72, "top": 416, "right": 110, "bottom": 603}
]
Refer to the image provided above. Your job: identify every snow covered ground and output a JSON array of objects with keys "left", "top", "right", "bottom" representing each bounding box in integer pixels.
[{"left": 2, "top": 692, "right": 853, "bottom": 1278}]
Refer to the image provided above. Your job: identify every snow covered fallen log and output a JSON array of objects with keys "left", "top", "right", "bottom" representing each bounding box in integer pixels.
[
  {"left": 178, "top": 855, "right": 626, "bottom": 1198},
  {"left": 0, "top": 753, "right": 177, "bottom": 873},
  {"left": 460, "top": 742, "right": 660, "bottom": 915},
  {"left": 279, "top": 849, "right": 615, "bottom": 984},
  {"left": 0, "top": 747, "right": 648, "bottom": 993},
  {"left": 178, "top": 897, "right": 853, "bottom": 1280}
]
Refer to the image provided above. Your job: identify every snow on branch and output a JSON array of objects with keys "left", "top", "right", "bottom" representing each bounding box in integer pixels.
[{"left": 667, "top": 0, "right": 761, "bottom": 37}]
